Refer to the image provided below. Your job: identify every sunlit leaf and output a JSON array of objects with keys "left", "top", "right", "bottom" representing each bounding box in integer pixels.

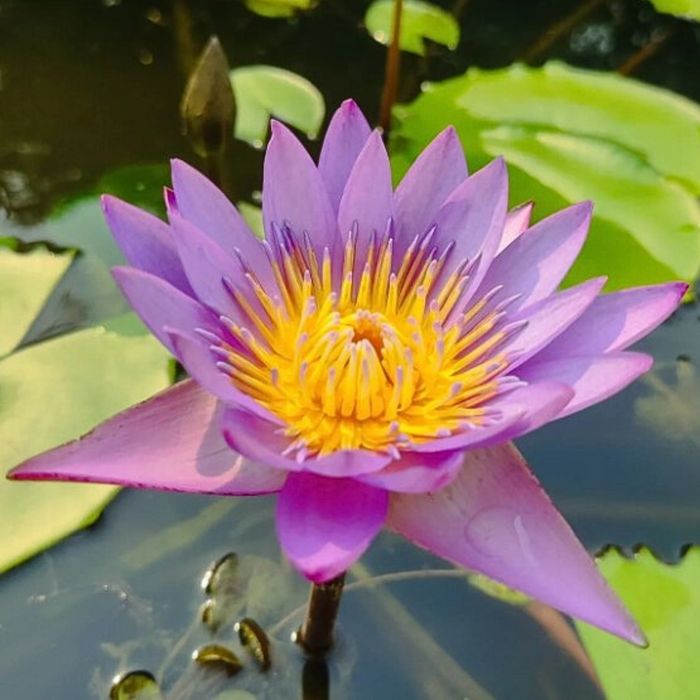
[
  {"left": 0, "top": 246, "right": 73, "bottom": 357},
  {"left": 0, "top": 313, "right": 172, "bottom": 573},
  {"left": 648, "top": 0, "right": 700, "bottom": 21},
  {"left": 365, "top": 0, "right": 460, "bottom": 55},
  {"left": 238, "top": 201, "right": 264, "bottom": 239},
  {"left": 392, "top": 62, "right": 700, "bottom": 291},
  {"left": 230, "top": 66, "right": 325, "bottom": 146},
  {"left": 241, "top": 0, "right": 317, "bottom": 18},
  {"left": 576, "top": 547, "right": 700, "bottom": 699}
]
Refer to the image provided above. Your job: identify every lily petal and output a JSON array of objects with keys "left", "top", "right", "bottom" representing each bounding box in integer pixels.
[
  {"left": 535, "top": 282, "right": 688, "bottom": 361},
  {"left": 170, "top": 159, "right": 275, "bottom": 291},
  {"left": 102, "top": 195, "right": 193, "bottom": 294},
  {"left": 337, "top": 130, "right": 393, "bottom": 269},
  {"left": 318, "top": 99, "right": 372, "bottom": 213},
  {"left": 432, "top": 158, "right": 508, "bottom": 295},
  {"left": 222, "top": 406, "right": 391, "bottom": 475},
  {"left": 169, "top": 331, "right": 283, "bottom": 424},
  {"left": 497, "top": 201, "right": 534, "bottom": 254},
  {"left": 7, "top": 380, "right": 286, "bottom": 495},
  {"left": 263, "top": 121, "right": 339, "bottom": 260},
  {"left": 393, "top": 126, "right": 468, "bottom": 255},
  {"left": 387, "top": 442, "right": 646, "bottom": 645},
  {"left": 167, "top": 209, "right": 246, "bottom": 320},
  {"left": 277, "top": 471, "right": 388, "bottom": 582},
  {"left": 479, "top": 202, "right": 592, "bottom": 314},
  {"left": 358, "top": 450, "right": 463, "bottom": 494},
  {"left": 112, "top": 267, "right": 218, "bottom": 355},
  {"left": 516, "top": 352, "right": 653, "bottom": 418},
  {"left": 413, "top": 382, "right": 573, "bottom": 454},
  {"left": 503, "top": 277, "right": 606, "bottom": 370}
]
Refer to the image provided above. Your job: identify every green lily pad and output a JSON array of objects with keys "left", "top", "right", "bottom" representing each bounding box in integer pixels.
[
  {"left": 0, "top": 313, "right": 172, "bottom": 573},
  {"left": 391, "top": 62, "right": 700, "bottom": 291},
  {"left": 0, "top": 246, "right": 73, "bottom": 357},
  {"left": 241, "top": 0, "right": 317, "bottom": 18},
  {"left": 576, "top": 547, "right": 700, "bottom": 699},
  {"left": 230, "top": 65, "right": 325, "bottom": 146},
  {"left": 365, "top": 0, "right": 460, "bottom": 56},
  {"left": 648, "top": 0, "right": 700, "bottom": 21}
]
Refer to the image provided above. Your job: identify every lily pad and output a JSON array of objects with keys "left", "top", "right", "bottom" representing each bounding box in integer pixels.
[
  {"left": 576, "top": 547, "right": 700, "bottom": 699},
  {"left": 391, "top": 62, "right": 700, "bottom": 291},
  {"left": 241, "top": 0, "right": 318, "bottom": 18},
  {"left": 230, "top": 66, "right": 325, "bottom": 146},
  {"left": 365, "top": 0, "right": 460, "bottom": 56},
  {"left": 648, "top": 0, "right": 700, "bottom": 21},
  {"left": 0, "top": 313, "right": 172, "bottom": 573},
  {"left": 0, "top": 246, "right": 73, "bottom": 357}
]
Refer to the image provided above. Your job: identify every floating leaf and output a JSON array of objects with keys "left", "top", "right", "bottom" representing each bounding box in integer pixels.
[
  {"left": 648, "top": 0, "right": 700, "bottom": 21},
  {"left": 241, "top": 0, "right": 318, "bottom": 18},
  {"left": 391, "top": 62, "right": 700, "bottom": 291},
  {"left": 0, "top": 313, "right": 172, "bottom": 573},
  {"left": 365, "top": 0, "right": 460, "bottom": 55},
  {"left": 0, "top": 246, "right": 73, "bottom": 356},
  {"left": 576, "top": 547, "right": 700, "bottom": 699},
  {"left": 230, "top": 66, "right": 325, "bottom": 146}
]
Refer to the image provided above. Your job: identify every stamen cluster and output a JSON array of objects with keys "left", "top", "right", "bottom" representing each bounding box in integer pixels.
[{"left": 211, "top": 221, "right": 524, "bottom": 459}]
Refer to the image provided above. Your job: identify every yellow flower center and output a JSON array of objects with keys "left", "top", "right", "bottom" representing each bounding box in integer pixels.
[{"left": 219, "top": 226, "right": 519, "bottom": 458}]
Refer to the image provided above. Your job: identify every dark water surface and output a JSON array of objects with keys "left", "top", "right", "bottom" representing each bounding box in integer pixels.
[{"left": 2, "top": 1, "right": 700, "bottom": 698}]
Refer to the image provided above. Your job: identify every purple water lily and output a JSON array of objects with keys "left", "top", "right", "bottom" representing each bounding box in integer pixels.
[{"left": 9, "top": 100, "right": 685, "bottom": 646}]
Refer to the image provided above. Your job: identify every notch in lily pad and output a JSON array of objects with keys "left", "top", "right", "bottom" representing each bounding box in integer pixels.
[
  {"left": 230, "top": 66, "right": 325, "bottom": 147},
  {"left": 365, "top": 0, "right": 460, "bottom": 56}
]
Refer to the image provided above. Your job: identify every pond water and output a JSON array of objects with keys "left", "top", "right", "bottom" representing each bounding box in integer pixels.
[{"left": 2, "top": 0, "right": 700, "bottom": 698}]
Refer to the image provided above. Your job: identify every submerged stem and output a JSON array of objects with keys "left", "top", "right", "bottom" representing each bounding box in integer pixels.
[
  {"left": 378, "top": 0, "right": 404, "bottom": 139},
  {"left": 296, "top": 573, "right": 346, "bottom": 655}
]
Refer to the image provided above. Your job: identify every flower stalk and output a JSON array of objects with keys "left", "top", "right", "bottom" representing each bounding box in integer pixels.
[
  {"left": 296, "top": 574, "right": 346, "bottom": 655},
  {"left": 378, "top": 0, "right": 404, "bottom": 138}
]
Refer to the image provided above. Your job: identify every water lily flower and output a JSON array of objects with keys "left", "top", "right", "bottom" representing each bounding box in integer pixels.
[{"left": 9, "top": 100, "right": 685, "bottom": 646}]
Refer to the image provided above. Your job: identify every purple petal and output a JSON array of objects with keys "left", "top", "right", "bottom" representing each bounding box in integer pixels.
[
  {"left": 337, "top": 130, "right": 393, "bottom": 269},
  {"left": 516, "top": 352, "right": 653, "bottom": 418},
  {"left": 276, "top": 471, "right": 388, "bottom": 582},
  {"left": 534, "top": 282, "right": 688, "bottom": 362},
  {"left": 431, "top": 158, "right": 508, "bottom": 294},
  {"left": 170, "top": 159, "right": 276, "bottom": 293},
  {"left": 167, "top": 208, "right": 248, "bottom": 321},
  {"left": 503, "top": 277, "right": 606, "bottom": 370},
  {"left": 393, "top": 126, "right": 468, "bottom": 255},
  {"left": 169, "top": 331, "right": 283, "bottom": 424},
  {"left": 102, "top": 195, "right": 193, "bottom": 295},
  {"left": 497, "top": 201, "right": 534, "bottom": 254},
  {"left": 7, "top": 380, "right": 286, "bottom": 495},
  {"left": 358, "top": 450, "right": 464, "bottom": 494},
  {"left": 478, "top": 202, "right": 592, "bottom": 314},
  {"left": 112, "top": 267, "right": 218, "bottom": 355},
  {"left": 318, "top": 99, "right": 372, "bottom": 213},
  {"left": 413, "top": 382, "right": 573, "bottom": 453},
  {"left": 387, "top": 442, "right": 645, "bottom": 645},
  {"left": 263, "top": 121, "right": 339, "bottom": 260},
  {"left": 485, "top": 381, "right": 575, "bottom": 437},
  {"left": 222, "top": 406, "right": 391, "bottom": 476}
]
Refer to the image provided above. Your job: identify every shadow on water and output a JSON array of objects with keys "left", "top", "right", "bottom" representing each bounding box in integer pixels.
[{"left": 1, "top": 0, "right": 700, "bottom": 697}]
